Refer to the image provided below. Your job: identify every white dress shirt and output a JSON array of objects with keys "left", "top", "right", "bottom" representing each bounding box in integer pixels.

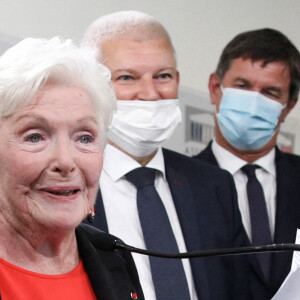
[
  {"left": 212, "top": 140, "right": 277, "bottom": 241},
  {"left": 100, "top": 144, "right": 198, "bottom": 300}
]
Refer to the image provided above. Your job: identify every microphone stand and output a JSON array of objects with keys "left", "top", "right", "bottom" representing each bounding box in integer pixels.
[{"left": 114, "top": 240, "right": 300, "bottom": 259}]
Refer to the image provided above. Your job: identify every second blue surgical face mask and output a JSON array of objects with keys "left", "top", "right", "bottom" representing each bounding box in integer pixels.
[{"left": 217, "top": 87, "right": 286, "bottom": 151}]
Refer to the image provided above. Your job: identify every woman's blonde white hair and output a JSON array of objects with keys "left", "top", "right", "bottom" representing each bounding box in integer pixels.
[{"left": 0, "top": 37, "right": 116, "bottom": 149}]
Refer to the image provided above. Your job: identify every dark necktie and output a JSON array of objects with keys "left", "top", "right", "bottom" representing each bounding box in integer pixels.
[
  {"left": 126, "top": 167, "right": 191, "bottom": 300},
  {"left": 241, "top": 164, "right": 272, "bottom": 280}
]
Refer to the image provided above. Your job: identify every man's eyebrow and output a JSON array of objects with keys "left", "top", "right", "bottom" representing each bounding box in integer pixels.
[
  {"left": 113, "top": 66, "right": 177, "bottom": 73},
  {"left": 265, "top": 86, "right": 281, "bottom": 91},
  {"left": 232, "top": 77, "right": 283, "bottom": 94},
  {"left": 156, "top": 67, "right": 177, "bottom": 73},
  {"left": 232, "top": 77, "right": 251, "bottom": 84},
  {"left": 112, "top": 68, "right": 136, "bottom": 73}
]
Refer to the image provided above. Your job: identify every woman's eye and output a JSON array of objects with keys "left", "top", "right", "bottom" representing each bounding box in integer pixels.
[
  {"left": 79, "top": 135, "right": 94, "bottom": 144},
  {"left": 26, "top": 133, "right": 43, "bottom": 143}
]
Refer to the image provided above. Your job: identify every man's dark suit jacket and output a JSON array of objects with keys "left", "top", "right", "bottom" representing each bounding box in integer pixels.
[
  {"left": 195, "top": 141, "right": 300, "bottom": 299},
  {"left": 87, "top": 148, "right": 251, "bottom": 300}
]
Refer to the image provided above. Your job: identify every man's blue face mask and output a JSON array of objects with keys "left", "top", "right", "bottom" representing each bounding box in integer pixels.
[{"left": 217, "top": 87, "right": 287, "bottom": 151}]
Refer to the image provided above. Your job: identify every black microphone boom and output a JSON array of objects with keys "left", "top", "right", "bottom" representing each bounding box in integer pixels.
[
  {"left": 114, "top": 239, "right": 300, "bottom": 259},
  {"left": 95, "top": 232, "right": 300, "bottom": 258}
]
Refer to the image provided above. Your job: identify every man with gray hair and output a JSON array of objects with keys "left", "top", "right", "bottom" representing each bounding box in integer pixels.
[{"left": 81, "top": 10, "right": 251, "bottom": 300}]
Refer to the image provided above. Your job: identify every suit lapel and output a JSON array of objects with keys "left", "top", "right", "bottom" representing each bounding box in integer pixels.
[
  {"left": 271, "top": 149, "right": 297, "bottom": 288},
  {"left": 274, "top": 149, "right": 298, "bottom": 243},
  {"left": 163, "top": 150, "right": 211, "bottom": 300}
]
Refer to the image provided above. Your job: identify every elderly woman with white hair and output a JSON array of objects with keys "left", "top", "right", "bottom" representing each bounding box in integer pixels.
[{"left": 0, "top": 37, "right": 144, "bottom": 300}]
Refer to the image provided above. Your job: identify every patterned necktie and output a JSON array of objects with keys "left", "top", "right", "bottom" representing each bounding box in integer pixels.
[
  {"left": 241, "top": 164, "right": 272, "bottom": 280},
  {"left": 126, "top": 167, "right": 191, "bottom": 300}
]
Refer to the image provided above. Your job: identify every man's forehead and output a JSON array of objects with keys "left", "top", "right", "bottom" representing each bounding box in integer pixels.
[
  {"left": 228, "top": 57, "right": 290, "bottom": 74},
  {"left": 225, "top": 58, "right": 290, "bottom": 80},
  {"left": 101, "top": 38, "right": 177, "bottom": 69},
  {"left": 102, "top": 38, "right": 173, "bottom": 53}
]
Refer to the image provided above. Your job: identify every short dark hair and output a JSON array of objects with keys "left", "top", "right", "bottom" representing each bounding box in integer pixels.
[{"left": 215, "top": 28, "right": 300, "bottom": 101}]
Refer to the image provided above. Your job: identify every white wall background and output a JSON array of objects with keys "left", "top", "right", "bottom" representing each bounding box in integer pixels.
[{"left": 0, "top": 0, "right": 299, "bottom": 152}]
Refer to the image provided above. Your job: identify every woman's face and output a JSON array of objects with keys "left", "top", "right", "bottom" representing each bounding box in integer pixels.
[{"left": 0, "top": 84, "right": 103, "bottom": 232}]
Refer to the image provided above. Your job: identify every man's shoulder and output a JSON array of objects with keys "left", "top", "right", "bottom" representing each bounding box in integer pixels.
[
  {"left": 162, "top": 147, "right": 214, "bottom": 168},
  {"left": 193, "top": 141, "right": 218, "bottom": 164},
  {"left": 162, "top": 147, "right": 231, "bottom": 179},
  {"left": 276, "top": 147, "right": 300, "bottom": 165}
]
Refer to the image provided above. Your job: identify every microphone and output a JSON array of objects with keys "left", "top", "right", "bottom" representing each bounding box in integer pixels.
[
  {"left": 97, "top": 231, "right": 300, "bottom": 258},
  {"left": 93, "top": 231, "right": 121, "bottom": 251}
]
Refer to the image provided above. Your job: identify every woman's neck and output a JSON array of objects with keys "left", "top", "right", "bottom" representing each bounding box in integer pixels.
[{"left": 0, "top": 213, "right": 79, "bottom": 274}]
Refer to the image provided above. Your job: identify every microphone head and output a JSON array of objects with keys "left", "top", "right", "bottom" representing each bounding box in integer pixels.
[
  {"left": 94, "top": 231, "right": 120, "bottom": 251},
  {"left": 79, "top": 223, "right": 120, "bottom": 251}
]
